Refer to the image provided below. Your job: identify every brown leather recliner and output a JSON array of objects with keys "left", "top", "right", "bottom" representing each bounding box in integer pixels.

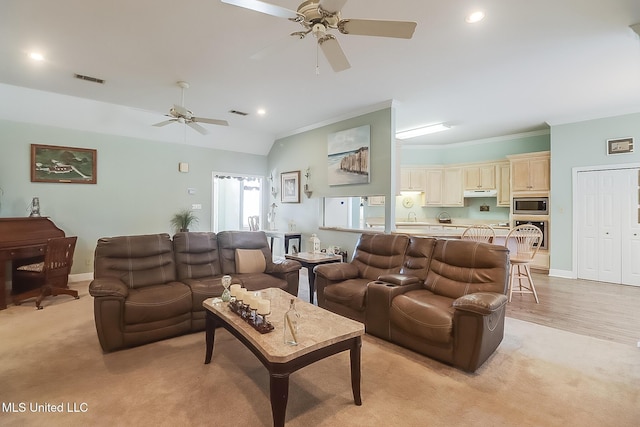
[
  {"left": 174, "top": 230, "right": 300, "bottom": 330},
  {"left": 89, "top": 233, "right": 192, "bottom": 352},
  {"left": 367, "top": 238, "right": 509, "bottom": 372},
  {"left": 314, "top": 233, "right": 410, "bottom": 322}
]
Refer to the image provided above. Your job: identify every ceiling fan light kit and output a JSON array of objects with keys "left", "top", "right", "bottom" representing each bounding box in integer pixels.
[
  {"left": 221, "top": 0, "right": 417, "bottom": 72},
  {"left": 152, "top": 81, "right": 229, "bottom": 135}
]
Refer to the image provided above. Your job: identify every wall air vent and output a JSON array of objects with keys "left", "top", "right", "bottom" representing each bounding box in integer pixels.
[
  {"left": 74, "top": 73, "right": 105, "bottom": 84},
  {"left": 229, "top": 110, "right": 249, "bottom": 116}
]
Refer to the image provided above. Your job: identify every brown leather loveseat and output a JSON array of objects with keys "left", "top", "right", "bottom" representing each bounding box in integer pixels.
[
  {"left": 89, "top": 231, "right": 300, "bottom": 352},
  {"left": 314, "top": 233, "right": 509, "bottom": 372}
]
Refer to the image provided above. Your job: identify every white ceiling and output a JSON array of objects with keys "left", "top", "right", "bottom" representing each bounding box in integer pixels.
[{"left": 1, "top": 0, "right": 640, "bottom": 155}]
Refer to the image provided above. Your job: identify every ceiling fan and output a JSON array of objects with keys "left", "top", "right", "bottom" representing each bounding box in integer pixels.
[
  {"left": 221, "top": 0, "right": 417, "bottom": 72},
  {"left": 153, "top": 81, "right": 228, "bottom": 135}
]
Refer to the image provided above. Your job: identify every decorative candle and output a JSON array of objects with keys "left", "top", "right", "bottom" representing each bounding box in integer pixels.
[
  {"left": 257, "top": 299, "right": 270, "bottom": 315},
  {"left": 230, "top": 284, "right": 241, "bottom": 297}
]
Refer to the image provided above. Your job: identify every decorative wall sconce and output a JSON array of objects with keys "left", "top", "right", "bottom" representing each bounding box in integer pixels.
[
  {"left": 303, "top": 167, "right": 312, "bottom": 198},
  {"left": 269, "top": 173, "right": 279, "bottom": 199}
]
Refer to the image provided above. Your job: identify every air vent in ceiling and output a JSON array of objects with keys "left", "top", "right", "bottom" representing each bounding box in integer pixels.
[
  {"left": 229, "top": 109, "right": 249, "bottom": 116},
  {"left": 74, "top": 73, "right": 105, "bottom": 84}
]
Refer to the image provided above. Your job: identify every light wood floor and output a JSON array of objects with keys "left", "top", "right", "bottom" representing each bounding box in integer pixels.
[
  {"left": 506, "top": 273, "right": 640, "bottom": 347},
  {"left": 299, "top": 269, "right": 640, "bottom": 347}
]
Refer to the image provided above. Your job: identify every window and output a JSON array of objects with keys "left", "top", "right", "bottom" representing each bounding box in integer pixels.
[{"left": 213, "top": 173, "right": 263, "bottom": 232}]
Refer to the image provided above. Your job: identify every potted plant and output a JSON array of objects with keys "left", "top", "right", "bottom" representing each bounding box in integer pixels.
[{"left": 170, "top": 208, "right": 199, "bottom": 232}]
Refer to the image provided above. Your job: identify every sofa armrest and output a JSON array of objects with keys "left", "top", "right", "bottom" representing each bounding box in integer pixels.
[
  {"left": 366, "top": 280, "right": 423, "bottom": 340},
  {"left": 452, "top": 292, "right": 507, "bottom": 315},
  {"left": 89, "top": 278, "right": 129, "bottom": 298},
  {"left": 314, "top": 262, "right": 359, "bottom": 281},
  {"left": 266, "top": 258, "right": 301, "bottom": 274},
  {"left": 377, "top": 274, "right": 420, "bottom": 286}
]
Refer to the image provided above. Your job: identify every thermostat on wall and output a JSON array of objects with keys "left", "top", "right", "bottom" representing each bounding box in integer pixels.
[{"left": 178, "top": 162, "right": 189, "bottom": 172}]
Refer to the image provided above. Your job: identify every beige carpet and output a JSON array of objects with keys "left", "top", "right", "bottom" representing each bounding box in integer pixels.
[{"left": 1, "top": 282, "right": 639, "bottom": 427}]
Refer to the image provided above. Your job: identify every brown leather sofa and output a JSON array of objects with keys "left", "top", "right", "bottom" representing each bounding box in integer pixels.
[
  {"left": 89, "top": 231, "right": 301, "bottom": 352},
  {"left": 314, "top": 234, "right": 509, "bottom": 372}
]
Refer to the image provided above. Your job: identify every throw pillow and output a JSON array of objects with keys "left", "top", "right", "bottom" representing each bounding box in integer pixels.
[{"left": 235, "top": 249, "right": 266, "bottom": 274}]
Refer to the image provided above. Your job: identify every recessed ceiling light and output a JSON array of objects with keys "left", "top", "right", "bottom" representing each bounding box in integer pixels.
[
  {"left": 257, "top": 108, "right": 266, "bottom": 116},
  {"left": 29, "top": 52, "right": 44, "bottom": 61},
  {"left": 465, "top": 11, "right": 485, "bottom": 24}
]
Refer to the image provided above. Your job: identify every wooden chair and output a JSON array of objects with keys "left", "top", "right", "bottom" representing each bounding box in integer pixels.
[
  {"left": 504, "top": 225, "right": 542, "bottom": 303},
  {"left": 12, "top": 236, "right": 79, "bottom": 309},
  {"left": 461, "top": 224, "right": 495, "bottom": 243}
]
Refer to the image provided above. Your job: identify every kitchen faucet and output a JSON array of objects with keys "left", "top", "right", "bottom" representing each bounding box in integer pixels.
[{"left": 408, "top": 212, "right": 417, "bottom": 222}]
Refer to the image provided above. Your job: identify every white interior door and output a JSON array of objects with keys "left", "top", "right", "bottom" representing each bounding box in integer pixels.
[{"left": 577, "top": 168, "right": 640, "bottom": 286}]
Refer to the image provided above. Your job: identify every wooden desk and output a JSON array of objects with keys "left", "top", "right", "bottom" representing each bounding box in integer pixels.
[
  {"left": 264, "top": 231, "right": 302, "bottom": 254},
  {"left": 0, "top": 217, "right": 65, "bottom": 309},
  {"left": 285, "top": 252, "right": 342, "bottom": 304}
]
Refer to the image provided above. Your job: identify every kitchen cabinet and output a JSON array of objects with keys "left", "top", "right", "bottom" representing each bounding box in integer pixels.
[
  {"left": 463, "top": 164, "right": 496, "bottom": 190},
  {"left": 510, "top": 152, "right": 550, "bottom": 192},
  {"left": 442, "top": 167, "right": 464, "bottom": 206},
  {"left": 496, "top": 162, "right": 510, "bottom": 207},
  {"left": 424, "top": 168, "right": 443, "bottom": 206},
  {"left": 400, "top": 168, "right": 425, "bottom": 191}
]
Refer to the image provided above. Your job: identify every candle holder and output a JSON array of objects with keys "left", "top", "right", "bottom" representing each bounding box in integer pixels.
[{"left": 229, "top": 299, "right": 274, "bottom": 334}]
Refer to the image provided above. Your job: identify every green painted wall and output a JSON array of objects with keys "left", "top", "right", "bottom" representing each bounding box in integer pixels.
[
  {"left": 0, "top": 119, "right": 267, "bottom": 274},
  {"left": 267, "top": 108, "right": 395, "bottom": 255},
  {"left": 550, "top": 112, "right": 640, "bottom": 274}
]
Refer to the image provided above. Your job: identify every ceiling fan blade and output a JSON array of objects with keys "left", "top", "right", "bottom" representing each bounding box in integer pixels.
[
  {"left": 187, "top": 122, "right": 209, "bottom": 135},
  {"left": 153, "top": 119, "right": 177, "bottom": 127},
  {"left": 193, "top": 117, "right": 229, "bottom": 126},
  {"left": 318, "top": 35, "right": 350, "bottom": 72},
  {"left": 319, "top": 0, "right": 348, "bottom": 14},
  {"left": 221, "top": 0, "right": 300, "bottom": 20},
  {"left": 338, "top": 19, "right": 417, "bottom": 39}
]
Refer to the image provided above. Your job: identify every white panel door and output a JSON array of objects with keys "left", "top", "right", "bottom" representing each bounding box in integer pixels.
[
  {"left": 577, "top": 172, "right": 600, "bottom": 281},
  {"left": 621, "top": 169, "right": 640, "bottom": 286},
  {"left": 577, "top": 168, "right": 640, "bottom": 286}
]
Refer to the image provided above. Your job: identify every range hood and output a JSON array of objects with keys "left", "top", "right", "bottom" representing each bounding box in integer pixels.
[{"left": 463, "top": 189, "right": 498, "bottom": 198}]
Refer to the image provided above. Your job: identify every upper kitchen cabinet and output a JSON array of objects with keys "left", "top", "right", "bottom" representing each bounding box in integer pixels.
[
  {"left": 463, "top": 164, "right": 496, "bottom": 190},
  {"left": 496, "top": 161, "right": 511, "bottom": 207},
  {"left": 424, "top": 168, "right": 443, "bottom": 206},
  {"left": 442, "top": 167, "right": 464, "bottom": 207},
  {"left": 508, "top": 151, "right": 550, "bottom": 193},
  {"left": 400, "top": 168, "right": 425, "bottom": 192}
]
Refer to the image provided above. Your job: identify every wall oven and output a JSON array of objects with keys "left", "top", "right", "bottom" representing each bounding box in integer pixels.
[
  {"left": 513, "top": 197, "right": 548, "bottom": 215},
  {"left": 514, "top": 220, "right": 548, "bottom": 250}
]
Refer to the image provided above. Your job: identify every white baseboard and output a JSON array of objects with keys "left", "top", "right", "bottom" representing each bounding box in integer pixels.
[
  {"left": 548, "top": 269, "right": 575, "bottom": 279},
  {"left": 70, "top": 272, "right": 94, "bottom": 282}
]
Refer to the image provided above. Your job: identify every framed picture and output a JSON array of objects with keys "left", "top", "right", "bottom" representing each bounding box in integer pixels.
[
  {"left": 327, "top": 125, "right": 370, "bottom": 186},
  {"left": 31, "top": 144, "right": 97, "bottom": 184},
  {"left": 606, "top": 137, "right": 634, "bottom": 155},
  {"left": 281, "top": 171, "right": 300, "bottom": 203}
]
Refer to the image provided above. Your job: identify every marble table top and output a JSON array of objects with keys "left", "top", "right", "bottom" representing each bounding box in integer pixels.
[{"left": 203, "top": 288, "right": 364, "bottom": 364}]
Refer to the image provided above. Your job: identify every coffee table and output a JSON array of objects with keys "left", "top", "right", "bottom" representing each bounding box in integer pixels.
[
  {"left": 285, "top": 252, "right": 342, "bottom": 304},
  {"left": 203, "top": 288, "right": 364, "bottom": 427}
]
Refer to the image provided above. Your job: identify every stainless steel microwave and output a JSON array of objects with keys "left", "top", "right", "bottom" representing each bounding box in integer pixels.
[{"left": 513, "top": 197, "right": 548, "bottom": 215}]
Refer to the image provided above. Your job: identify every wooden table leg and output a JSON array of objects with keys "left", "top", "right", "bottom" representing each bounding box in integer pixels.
[
  {"left": 204, "top": 312, "right": 216, "bottom": 364},
  {"left": 270, "top": 373, "right": 290, "bottom": 427},
  {"left": 306, "top": 265, "right": 316, "bottom": 304},
  {"left": 350, "top": 336, "right": 362, "bottom": 405}
]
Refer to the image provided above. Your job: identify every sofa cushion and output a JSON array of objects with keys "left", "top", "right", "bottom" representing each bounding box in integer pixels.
[
  {"left": 124, "top": 281, "right": 192, "bottom": 324},
  {"left": 181, "top": 277, "right": 224, "bottom": 312},
  {"left": 351, "top": 234, "right": 409, "bottom": 280},
  {"left": 324, "top": 278, "right": 371, "bottom": 312},
  {"left": 235, "top": 249, "right": 267, "bottom": 273},
  {"left": 234, "top": 273, "right": 288, "bottom": 291},
  {"left": 390, "top": 289, "right": 455, "bottom": 344},
  {"left": 173, "top": 232, "right": 222, "bottom": 280}
]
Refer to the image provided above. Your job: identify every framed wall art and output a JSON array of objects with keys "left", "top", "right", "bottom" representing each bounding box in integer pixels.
[
  {"left": 606, "top": 137, "right": 634, "bottom": 155},
  {"left": 281, "top": 171, "right": 300, "bottom": 203},
  {"left": 327, "top": 125, "right": 370, "bottom": 186},
  {"left": 31, "top": 144, "right": 97, "bottom": 184}
]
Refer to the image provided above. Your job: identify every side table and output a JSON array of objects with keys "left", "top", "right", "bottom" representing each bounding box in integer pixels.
[
  {"left": 264, "top": 230, "right": 302, "bottom": 254},
  {"left": 284, "top": 252, "right": 342, "bottom": 304}
]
